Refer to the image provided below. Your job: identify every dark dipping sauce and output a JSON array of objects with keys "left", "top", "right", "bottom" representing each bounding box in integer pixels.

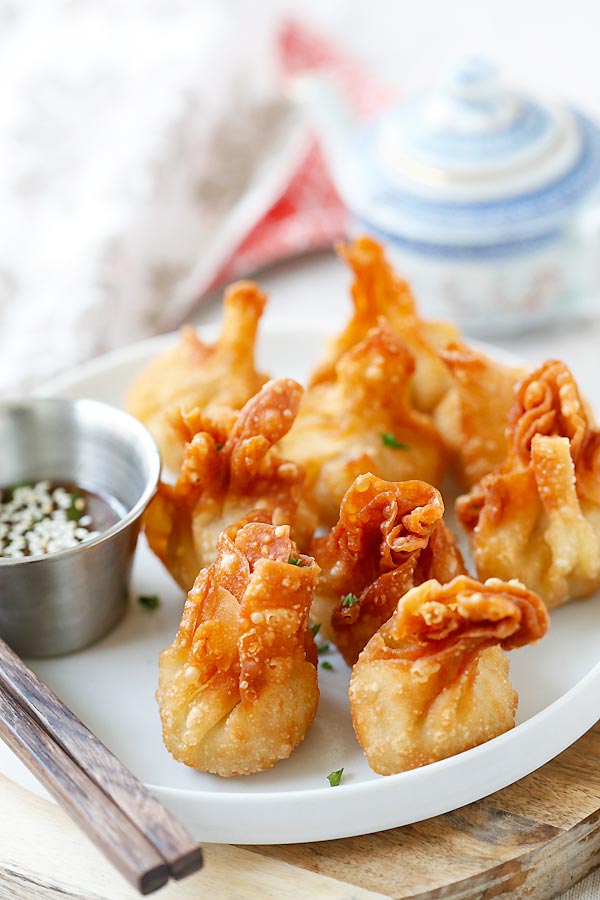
[{"left": 0, "top": 481, "right": 125, "bottom": 559}]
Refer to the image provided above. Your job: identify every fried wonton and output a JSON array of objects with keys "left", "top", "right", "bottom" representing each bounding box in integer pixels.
[
  {"left": 349, "top": 575, "right": 549, "bottom": 775},
  {"left": 145, "top": 378, "right": 307, "bottom": 591},
  {"left": 310, "top": 473, "right": 466, "bottom": 665},
  {"left": 126, "top": 280, "right": 269, "bottom": 471},
  {"left": 280, "top": 326, "right": 448, "bottom": 530},
  {"left": 433, "top": 340, "right": 529, "bottom": 487},
  {"left": 456, "top": 360, "right": 600, "bottom": 609},
  {"left": 157, "top": 522, "right": 320, "bottom": 776},
  {"left": 310, "top": 236, "right": 458, "bottom": 412}
]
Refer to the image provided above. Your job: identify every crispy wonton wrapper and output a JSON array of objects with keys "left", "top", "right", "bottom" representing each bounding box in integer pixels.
[
  {"left": 281, "top": 325, "right": 448, "bottom": 529},
  {"left": 144, "top": 378, "right": 307, "bottom": 590},
  {"left": 350, "top": 575, "right": 549, "bottom": 775},
  {"left": 126, "top": 281, "right": 269, "bottom": 471},
  {"left": 311, "top": 473, "right": 466, "bottom": 665},
  {"left": 434, "top": 339, "right": 529, "bottom": 487},
  {"left": 310, "top": 236, "right": 459, "bottom": 412},
  {"left": 456, "top": 360, "right": 600, "bottom": 609},
  {"left": 157, "top": 523, "right": 320, "bottom": 776}
]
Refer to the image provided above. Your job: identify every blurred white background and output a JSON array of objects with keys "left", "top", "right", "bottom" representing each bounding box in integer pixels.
[
  {"left": 264, "top": 0, "right": 598, "bottom": 110},
  {"left": 1, "top": 0, "right": 599, "bottom": 390}
]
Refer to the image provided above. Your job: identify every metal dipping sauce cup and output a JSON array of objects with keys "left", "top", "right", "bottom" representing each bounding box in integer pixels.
[{"left": 0, "top": 397, "right": 161, "bottom": 657}]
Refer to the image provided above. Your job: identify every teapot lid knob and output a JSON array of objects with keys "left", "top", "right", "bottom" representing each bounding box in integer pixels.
[
  {"left": 423, "top": 56, "right": 514, "bottom": 133},
  {"left": 444, "top": 56, "right": 500, "bottom": 103}
]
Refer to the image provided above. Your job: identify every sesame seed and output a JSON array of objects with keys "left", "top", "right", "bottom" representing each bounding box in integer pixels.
[{"left": 0, "top": 482, "right": 101, "bottom": 558}]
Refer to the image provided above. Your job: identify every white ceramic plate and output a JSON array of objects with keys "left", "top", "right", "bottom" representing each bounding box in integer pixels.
[{"left": 2, "top": 322, "right": 600, "bottom": 845}]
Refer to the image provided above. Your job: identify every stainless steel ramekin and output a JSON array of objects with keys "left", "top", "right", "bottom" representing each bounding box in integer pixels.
[{"left": 0, "top": 397, "right": 161, "bottom": 657}]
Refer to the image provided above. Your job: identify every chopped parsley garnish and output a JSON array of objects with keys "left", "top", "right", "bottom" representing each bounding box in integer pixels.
[
  {"left": 321, "top": 660, "right": 333, "bottom": 671},
  {"left": 341, "top": 592, "right": 359, "bottom": 608},
  {"left": 317, "top": 642, "right": 330, "bottom": 655},
  {"left": 138, "top": 594, "right": 160, "bottom": 610},
  {"left": 310, "top": 623, "right": 321, "bottom": 637},
  {"left": 215, "top": 443, "right": 223, "bottom": 451},
  {"left": 288, "top": 556, "right": 303, "bottom": 566},
  {"left": 327, "top": 768, "right": 344, "bottom": 787},
  {"left": 381, "top": 432, "right": 410, "bottom": 450},
  {"left": 66, "top": 489, "right": 85, "bottom": 522}
]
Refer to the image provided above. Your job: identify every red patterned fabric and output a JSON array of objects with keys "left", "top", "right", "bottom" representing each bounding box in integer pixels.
[{"left": 209, "top": 19, "right": 392, "bottom": 290}]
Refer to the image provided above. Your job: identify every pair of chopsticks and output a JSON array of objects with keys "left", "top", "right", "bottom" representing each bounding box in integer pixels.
[{"left": 0, "top": 637, "right": 202, "bottom": 894}]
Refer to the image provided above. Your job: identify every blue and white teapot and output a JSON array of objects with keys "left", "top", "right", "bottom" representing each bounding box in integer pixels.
[{"left": 295, "top": 57, "right": 600, "bottom": 334}]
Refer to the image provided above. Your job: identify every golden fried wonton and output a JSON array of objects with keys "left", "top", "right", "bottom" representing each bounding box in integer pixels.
[
  {"left": 310, "top": 236, "right": 458, "bottom": 412},
  {"left": 144, "top": 378, "right": 307, "bottom": 591},
  {"left": 280, "top": 325, "right": 448, "bottom": 530},
  {"left": 456, "top": 360, "right": 600, "bottom": 609},
  {"left": 349, "top": 575, "right": 549, "bottom": 775},
  {"left": 157, "top": 522, "right": 320, "bottom": 776},
  {"left": 433, "top": 340, "right": 529, "bottom": 487},
  {"left": 310, "top": 473, "right": 466, "bottom": 665},
  {"left": 126, "top": 280, "right": 269, "bottom": 471}
]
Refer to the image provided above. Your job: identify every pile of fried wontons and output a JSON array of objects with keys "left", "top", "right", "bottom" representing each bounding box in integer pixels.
[{"left": 127, "top": 236, "right": 600, "bottom": 778}]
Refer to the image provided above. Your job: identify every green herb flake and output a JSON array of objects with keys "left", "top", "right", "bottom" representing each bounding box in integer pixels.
[
  {"left": 66, "top": 490, "right": 84, "bottom": 522},
  {"left": 215, "top": 443, "right": 223, "bottom": 451},
  {"left": 317, "top": 642, "right": 330, "bottom": 656},
  {"left": 138, "top": 594, "right": 160, "bottom": 610},
  {"left": 341, "top": 592, "right": 359, "bottom": 608},
  {"left": 321, "top": 660, "right": 333, "bottom": 671},
  {"left": 288, "top": 556, "right": 303, "bottom": 566},
  {"left": 327, "top": 768, "right": 344, "bottom": 787},
  {"left": 310, "top": 623, "right": 321, "bottom": 637},
  {"left": 381, "top": 432, "right": 411, "bottom": 450}
]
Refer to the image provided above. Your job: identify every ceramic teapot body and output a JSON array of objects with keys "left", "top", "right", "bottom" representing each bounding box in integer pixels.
[{"left": 297, "top": 58, "right": 600, "bottom": 334}]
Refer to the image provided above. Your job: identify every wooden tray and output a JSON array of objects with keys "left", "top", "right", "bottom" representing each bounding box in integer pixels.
[{"left": 2, "top": 721, "right": 600, "bottom": 900}]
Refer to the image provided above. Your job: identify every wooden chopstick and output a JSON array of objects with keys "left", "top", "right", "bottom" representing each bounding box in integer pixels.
[
  {"left": 0, "top": 638, "right": 203, "bottom": 891},
  {"left": 0, "top": 681, "right": 169, "bottom": 894}
]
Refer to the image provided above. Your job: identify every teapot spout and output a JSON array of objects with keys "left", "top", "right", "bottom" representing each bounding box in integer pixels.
[{"left": 288, "top": 73, "right": 355, "bottom": 179}]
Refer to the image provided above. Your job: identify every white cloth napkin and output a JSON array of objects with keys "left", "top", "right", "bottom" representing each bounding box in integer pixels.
[{"left": 0, "top": 0, "right": 308, "bottom": 391}]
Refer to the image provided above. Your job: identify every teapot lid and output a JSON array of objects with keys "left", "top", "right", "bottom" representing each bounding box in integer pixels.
[{"left": 344, "top": 58, "right": 600, "bottom": 246}]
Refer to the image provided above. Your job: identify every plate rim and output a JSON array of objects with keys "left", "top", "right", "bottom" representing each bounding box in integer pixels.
[{"left": 13, "top": 319, "right": 600, "bottom": 843}]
